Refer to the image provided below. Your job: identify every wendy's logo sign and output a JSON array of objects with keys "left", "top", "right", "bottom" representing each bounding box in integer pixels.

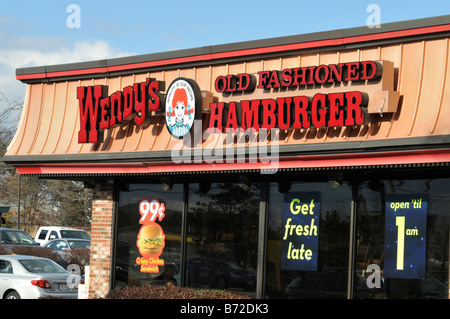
[
  {"left": 76, "top": 77, "right": 201, "bottom": 143},
  {"left": 76, "top": 60, "right": 399, "bottom": 145},
  {"left": 76, "top": 78, "right": 162, "bottom": 144},
  {"left": 165, "top": 78, "right": 202, "bottom": 139}
]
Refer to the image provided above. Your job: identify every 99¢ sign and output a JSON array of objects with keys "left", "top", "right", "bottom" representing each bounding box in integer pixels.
[
  {"left": 139, "top": 199, "right": 165, "bottom": 223},
  {"left": 384, "top": 194, "right": 427, "bottom": 279},
  {"left": 136, "top": 199, "right": 166, "bottom": 273}
]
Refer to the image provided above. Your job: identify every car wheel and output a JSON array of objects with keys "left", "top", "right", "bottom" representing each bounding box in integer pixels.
[{"left": 5, "top": 291, "right": 20, "bottom": 299}]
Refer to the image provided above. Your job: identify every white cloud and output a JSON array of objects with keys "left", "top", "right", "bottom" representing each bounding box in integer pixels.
[
  {"left": 0, "top": 33, "right": 135, "bottom": 101},
  {"left": 1, "top": 39, "right": 134, "bottom": 69}
]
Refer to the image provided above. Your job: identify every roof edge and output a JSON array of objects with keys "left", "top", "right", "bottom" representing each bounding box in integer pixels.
[
  {"left": 15, "top": 14, "right": 450, "bottom": 82},
  {"left": 4, "top": 135, "right": 450, "bottom": 165}
]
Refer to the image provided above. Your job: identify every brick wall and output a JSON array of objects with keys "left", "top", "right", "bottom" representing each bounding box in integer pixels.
[{"left": 88, "top": 180, "right": 114, "bottom": 298}]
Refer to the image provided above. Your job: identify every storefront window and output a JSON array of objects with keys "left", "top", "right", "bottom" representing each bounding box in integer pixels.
[
  {"left": 186, "top": 182, "right": 259, "bottom": 297},
  {"left": 354, "top": 178, "right": 450, "bottom": 299},
  {"left": 265, "top": 179, "right": 352, "bottom": 299},
  {"left": 114, "top": 183, "right": 183, "bottom": 288},
  {"left": 112, "top": 174, "right": 449, "bottom": 299}
]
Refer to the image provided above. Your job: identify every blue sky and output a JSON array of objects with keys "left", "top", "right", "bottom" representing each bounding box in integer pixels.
[{"left": 1, "top": 0, "right": 449, "bottom": 101}]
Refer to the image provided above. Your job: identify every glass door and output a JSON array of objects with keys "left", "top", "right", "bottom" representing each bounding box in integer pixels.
[{"left": 186, "top": 182, "right": 260, "bottom": 297}]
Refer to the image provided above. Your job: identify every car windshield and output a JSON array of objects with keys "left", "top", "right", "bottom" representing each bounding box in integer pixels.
[
  {"left": 0, "top": 230, "right": 36, "bottom": 245},
  {"left": 19, "top": 259, "right": 66, "bottom": 273},
  {"left": 67, "top": 240, "right": 90, "bottom": 249},
  {"left": 60, "top": 230, "right": 90, "bottom": 240}
]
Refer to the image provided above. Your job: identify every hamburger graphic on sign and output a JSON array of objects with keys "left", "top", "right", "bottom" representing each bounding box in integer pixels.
[
  {"left": 137, "top": 224, "right": 165, "bottom": 256},
  {"left": 136, "top": 199, "right": 166, "bottom": 273}
]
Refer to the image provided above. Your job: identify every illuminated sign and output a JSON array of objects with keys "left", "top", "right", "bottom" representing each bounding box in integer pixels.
[
  {"left": 281, "top": 192, "right": 320, "bottom": 271},
  {"left": 208, "top": 91, "right": 366, "bottom": 132},
  {"left": 136, "top": 199, "right": 166, "bottom": 273},
  {"left": 384, "top": 194, "right": 427, "bottom": 279},
  {"left": 77, "top": 79, "right": 162, "bottom": 143},
  {"left": 77, "top": 60, "right": 399, "bottom": 144},
  {"left": 208, "top": 61, "right": 381, "bottom": 132}
]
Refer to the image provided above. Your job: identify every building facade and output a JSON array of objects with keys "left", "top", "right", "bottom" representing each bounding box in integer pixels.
[{"left": 4, "top": 15, "right": 450, "bottom": 299}]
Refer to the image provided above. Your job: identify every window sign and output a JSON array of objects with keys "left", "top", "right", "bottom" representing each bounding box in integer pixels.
[
  {"left": 384, "top": 194, "right": 427, "bottom": 279},
  {"left": 136, "top": 199, "right": 166, "bottom": 273},
  {"left": 281, "top": 192, "right": 320, "bottom": 271}
]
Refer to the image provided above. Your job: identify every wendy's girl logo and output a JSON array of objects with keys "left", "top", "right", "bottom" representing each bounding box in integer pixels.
[{"left": 165, "top": 78, "right": 202, "bottom": 139}]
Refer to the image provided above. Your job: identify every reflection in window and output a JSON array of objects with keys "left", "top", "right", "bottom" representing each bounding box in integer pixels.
[
  {"left": 111, "top": 175, "right": 450, "bottom": 299},
  {"left": 186, "top": 183, "right": 259, "bottom": 296}
]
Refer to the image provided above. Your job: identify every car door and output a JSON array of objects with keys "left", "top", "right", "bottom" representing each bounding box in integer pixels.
[
  {"left": 54, "top": 239, "right": 68, "bottom": 251},
  {"left": 45, "top": 240, "right": 56, "bottom": 249},
  {"left": 35, "top": 229, "right": 48, "bottom": 245},
  {"left": 0, "top": 259, "right": 13, "bottom": 296},
  {"left": 48, "top": 230, "right": 59, "bottom": 241}
]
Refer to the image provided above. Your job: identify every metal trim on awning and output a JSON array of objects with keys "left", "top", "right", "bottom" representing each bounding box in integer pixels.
[{"left": 13, "top": 148, "right": 450, "bottom": 178}]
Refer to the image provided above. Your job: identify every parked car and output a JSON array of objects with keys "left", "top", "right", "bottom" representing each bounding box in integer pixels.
[
  {"left": 34, "top": 226, "right": 90, "bottom": 246},
  {"left": 187, "top": 257, "right": 256, "bottom": 291},
  {"left": 42, "top": 238, "right": 90, "bottom": 268},
  {"left": 0, "top": 228, "right": 40, "bottom": 253},
  {"left": 0, "top": 255, "right": 82, "bottom": 299}
]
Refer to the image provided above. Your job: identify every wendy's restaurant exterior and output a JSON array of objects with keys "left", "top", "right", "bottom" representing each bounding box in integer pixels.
[{"left": 4, "top": 15, "right": 450, "bottom": 299}]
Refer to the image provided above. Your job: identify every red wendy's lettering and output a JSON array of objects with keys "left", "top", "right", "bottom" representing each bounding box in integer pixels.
[
  {"left": 208, "top": 60, "right": 382, "bottom": 132},
  {"left": 258, "top": 61, "right": 380, "bottom": 89},
  {"left": 241, "top": 99, "right": 261, "bottom": 131},
  {"left": 77, "top": 78, "right": 161, "bottom": 143},
  {"left": 208, "top": 91, "right": 367, "bottom": 131},
  {"left": 77, "top": 85, "right": 105, "bottom": 144},
  {"left": 77, "top": 60, "right": 380, "bottom": 143},
  {"left": 215, "top": 73, "right": 256, "bottom": 93},
  {"left": 209, "top": 102, "right": 225, "bottom": 132}
]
